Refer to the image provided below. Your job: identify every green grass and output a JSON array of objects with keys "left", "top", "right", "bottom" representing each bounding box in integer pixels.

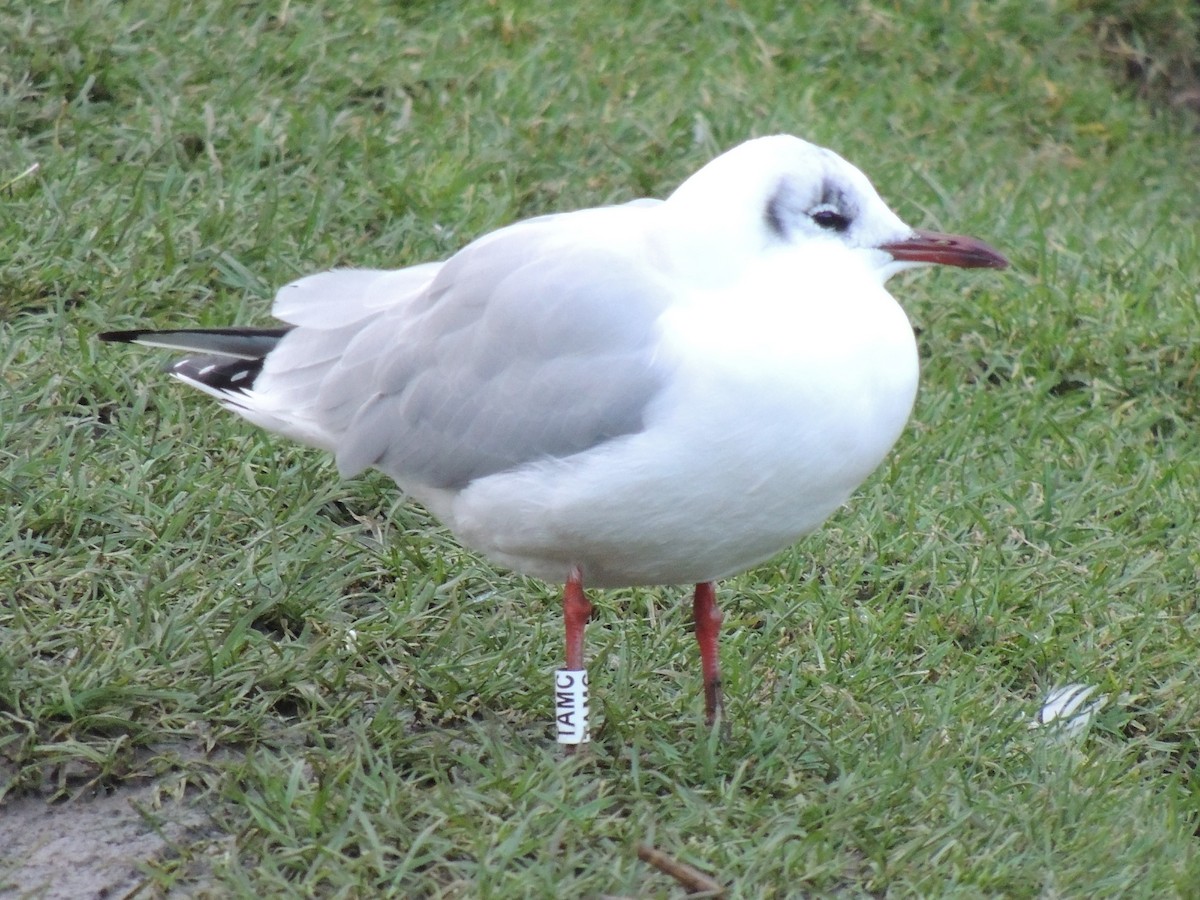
[{"left": 3, "top": 0, "right": 1200, "bottom": 895}]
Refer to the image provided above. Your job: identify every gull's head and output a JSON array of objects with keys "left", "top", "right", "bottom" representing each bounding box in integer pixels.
[{"left": 666, "top": 135, "right": 1008, "bottom": 281}]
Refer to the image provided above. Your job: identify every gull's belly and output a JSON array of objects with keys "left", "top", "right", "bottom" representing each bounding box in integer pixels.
[{"left": 439, "top": 299, "right": 919, "bottom": 587}]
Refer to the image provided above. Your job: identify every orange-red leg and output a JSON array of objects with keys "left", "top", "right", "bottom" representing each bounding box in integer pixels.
[
  {"left": 693, "top": 581, "right": 724, "bottom": 726},
  {"left": 563, "top": 566, "right": 592, "bottom": 672},
  {"left": 561, "top": 567, "right": 593, "bottom": 753}
]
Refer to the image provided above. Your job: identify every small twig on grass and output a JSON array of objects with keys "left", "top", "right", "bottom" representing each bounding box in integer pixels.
[
  {"left": 1, "top": 162, "right": 39, "bottom": 193},
  {"left": 636, "top": 842, "right": 727, "bottom": 896}
]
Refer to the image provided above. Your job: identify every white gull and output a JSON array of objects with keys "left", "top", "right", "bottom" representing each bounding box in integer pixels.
[{"left": 102, "top": 134, "right": 1007, "bottom": 735}]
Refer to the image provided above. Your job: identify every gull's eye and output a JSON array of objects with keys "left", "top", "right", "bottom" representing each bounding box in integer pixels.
[{"left": 811, "top": 208, "right": 851, "bottom": 232}]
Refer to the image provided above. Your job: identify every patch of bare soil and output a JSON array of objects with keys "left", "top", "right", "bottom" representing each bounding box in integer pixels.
[{"left": 0, "top": 779, "right": 221, "bottom": 899}]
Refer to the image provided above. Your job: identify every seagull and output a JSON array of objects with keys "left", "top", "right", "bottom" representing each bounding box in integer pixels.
[{"left": 100, "top": 134, "right": 1007, "bottom": 737}]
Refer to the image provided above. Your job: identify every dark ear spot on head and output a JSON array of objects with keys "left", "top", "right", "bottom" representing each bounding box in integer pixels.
[
  {"left": 765, "top": 191, "right": 788, "bottom": 237},
  {"left": 765, "top": 178, "right": 804, "bottom": 239}
]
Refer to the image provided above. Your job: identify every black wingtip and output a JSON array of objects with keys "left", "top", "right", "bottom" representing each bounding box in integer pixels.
[
  {"left": 98, "top": 329, "right": 147, "bottom": 343},
  {"left": 96, "top": 326, "right": 290, "bottom": 358},
  {"left": 173, "top": 356, "right": 266, "bottom": 394}
]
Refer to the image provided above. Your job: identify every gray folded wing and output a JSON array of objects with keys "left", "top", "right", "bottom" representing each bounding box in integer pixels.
[{"left": 259, "top": 209, "right": 674, "bottom": 490}]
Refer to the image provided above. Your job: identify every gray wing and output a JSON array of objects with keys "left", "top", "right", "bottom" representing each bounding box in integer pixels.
[{"left": 315, "top": 214, "right": 674, "bottom": 489}]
